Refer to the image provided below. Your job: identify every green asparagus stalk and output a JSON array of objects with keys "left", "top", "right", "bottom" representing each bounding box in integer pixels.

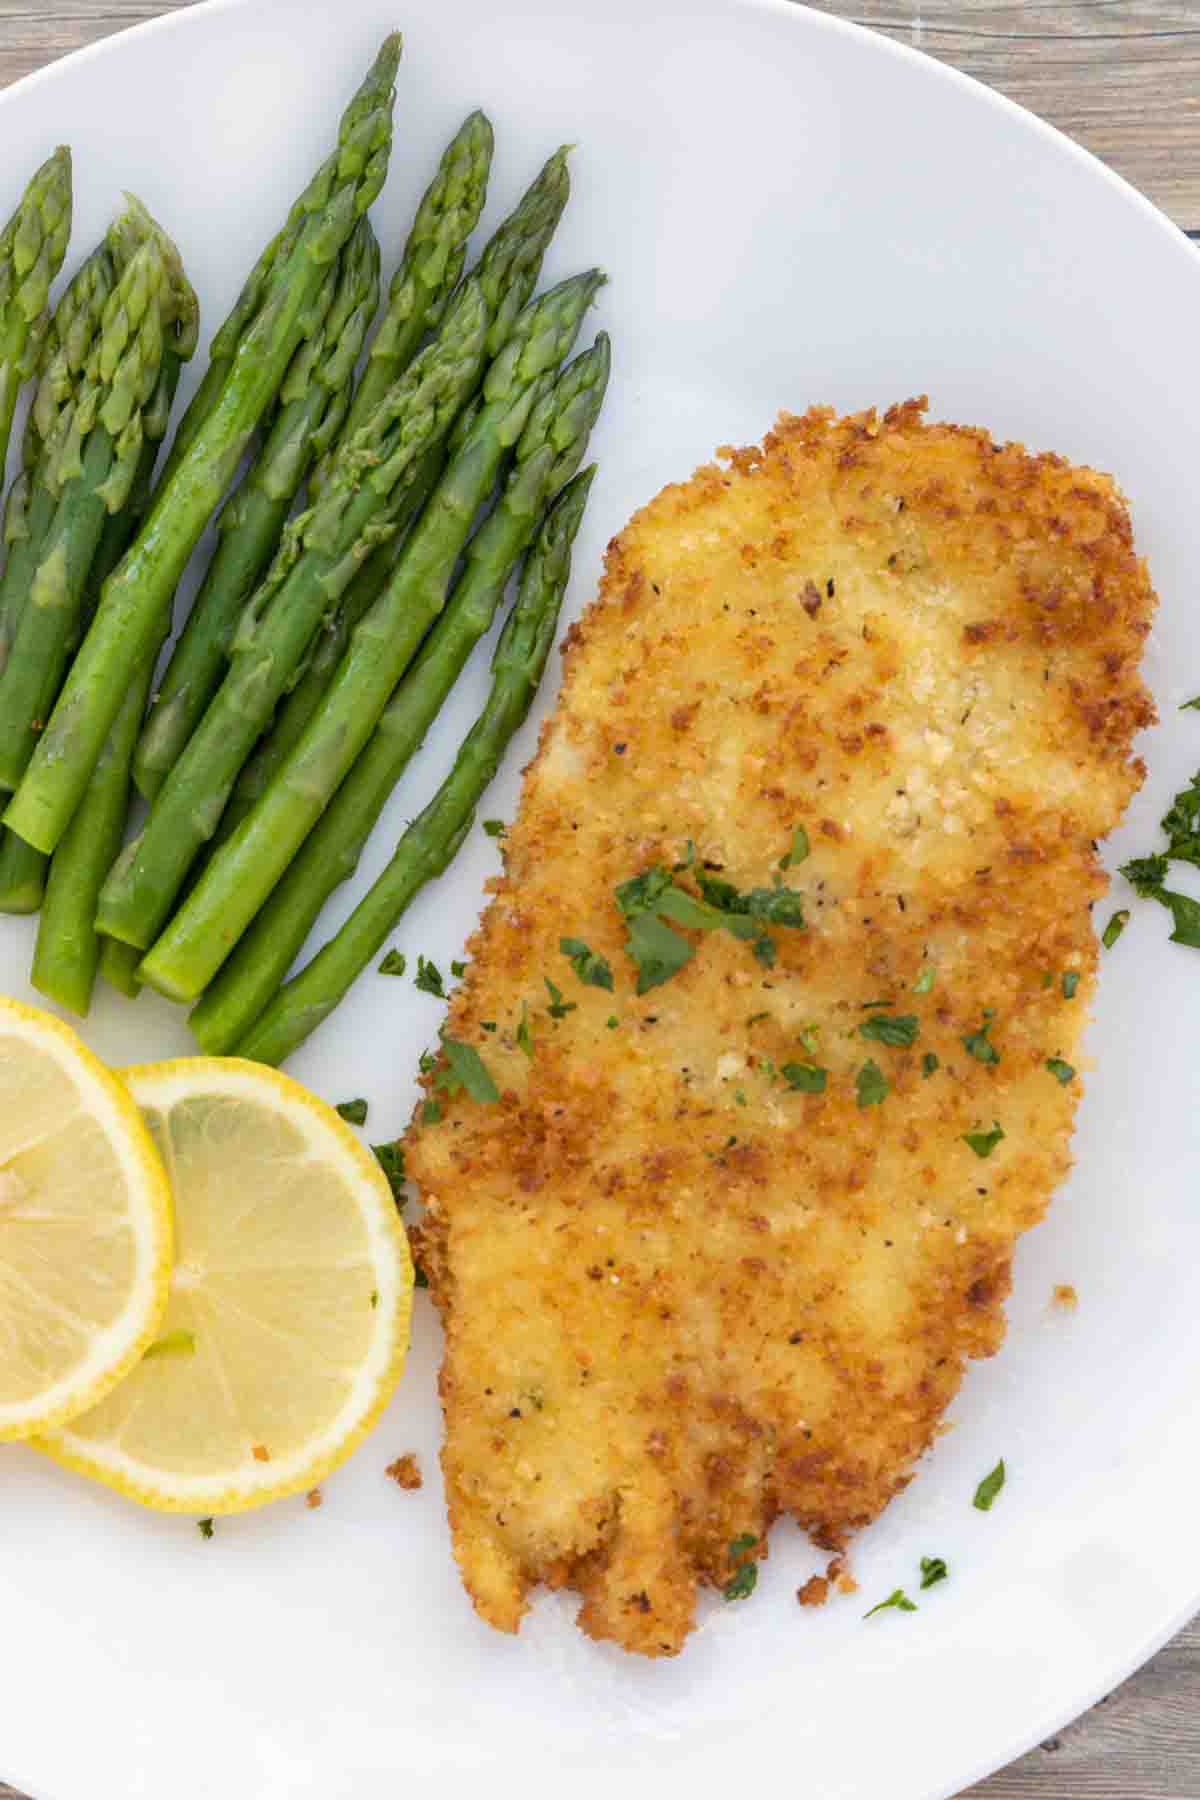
[
  {"left": 235, "top": 466, "right": 595, "bottom": 1067},
  {"left": 141, "top": 271, "right": 603, "bottom": 1002},
  {"left": 133, "top": 215, "right": 381, "bottom": 801},
  {"left": 0, "top": 200, "right": 198, "bottom": 793},
  {"left": 98, "top": 934, "right": 142, "bottom": 998},
  {"left": 0, "top": 148, "right": 72, "bottom": 478},
  {"left": 192, "top": 337, "right": 608, "bottom": 1052},
  {"left": 213, "top": 445, "right": 443, "bottom": 842},
  {"left": 31, "top": 659, "right": 153, "bottom": 1014},
  {"left": 0, "top": 245, "right": 116, "bottom": 679},
  {"left": 5, "top": 35, "right": 401, "bottom": 856},
  {"left": 321, "top": 112, "right": 493, "bottom": 470},
  {"left": 96, "top": 275, "right": 492, "bottom": 955},
  {"left": 0, "top": 348, "right": 186, "bottom": 918}
]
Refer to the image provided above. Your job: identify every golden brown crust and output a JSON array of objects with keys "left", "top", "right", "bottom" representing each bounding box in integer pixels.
[{"left": 407, "top": 401, "right": 1155, "bottom": 1657}]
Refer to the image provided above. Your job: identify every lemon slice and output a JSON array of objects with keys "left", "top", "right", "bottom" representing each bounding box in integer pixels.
[
  {"left": 39, "top": 1057, "right": 412, "bottom": 1512},
  {"left": 0, "top": 998, "right": 172, "bottom": 1440}
]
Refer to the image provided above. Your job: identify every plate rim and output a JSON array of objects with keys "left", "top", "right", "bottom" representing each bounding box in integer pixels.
[{"left": 0, "top": 5, "right": 1197, "bottom": 1800}]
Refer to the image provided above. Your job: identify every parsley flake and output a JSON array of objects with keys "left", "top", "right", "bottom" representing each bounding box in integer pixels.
[
  {"left": 782, "top": 1061, "right": 828, "bottom": 1094},
  {"left": 481, "top": 1020, "right": 497, "bottom": 1032},
  {"left": 1101, "top": 909, "right": 1129, "bottom": 949},
  {"left": 1045, "top": 1057, "right": 1075, "bottom": 1084},
  {"left": 922, "top": 1052, "right": 939, "bottom": 1078},
  {"left": 963, "top": 1121, "right": 1005, "bottom": 1159},
  {"left": 859, "top": 1012, "right": 919, "bottom": 1048},
  {"left": 1061, "top": 971, "right": 1079, "bottom": 999},
  {"left": 372, "top": 1142, "right": 406, "bottom": 1203},
  {"left": 378, "top": 948, "right": 406, "bottom": 976},
  {"left": 781, "top": 825, "right": 810, "bottom": 868},
  {"left": 415, "top": 955, "right": 445, "bottom": 998},
  {"left": 864, "top": 1588, "right": 917, "bottom": 1619},
  {"left": 625, "top": 909, "right": 696, "bottom": 994},
  {"left": 962, "top": 1013, "right": 1000, "bottom": 1064},
  {"left": 913, "top": 965, "right": 936, "bottom": 994},
  {"left": 722, "top": 1534, "right": 760, "bottom": 1602},
  {"left": 414, "top": 1264, "right": 429, "bottom": 1289},
  {"left": 1181, "top": 697, "right": 1200, "bottom": 711},
  {"left": 197, "top": 1518, "right": 214, "bottom": 1539},
  {"left": 544, "top": 977, "right": 577, "bottom": 1020},
  {"left": 335, "top": 1098, "right": 368, "bottom": 1126},
  {"left": 559, "top": 936, "right": 614, "bottom": 991},
  {"left": 516, "top": 1003, "right": 534, "bottom": 1057},
  {"left": 919, "top": 1556, "right": 948, "bottom": 1590},
  {"left": 856, "top": 1060, "right": 888, "bottom": 1107},
  {"left": 483, "top": 819, "right": 507, "bottom": 838},
  {"left": 973, "top": 1459, "right": 1006, "bottom": 1511},
  {"left": 606, "top": 1016, "right": 619, "bottom": 1029},
  {"left": 1160, "top": 889, "right": 1200, "bottom": 948},
  {"left": 451, "top": 960, "right": 466, "bottom": 979},
  {"left": 422, "top": 1100, "right": 442, "bottom": 1124},
  {"left": 439, "top": 1035, "right": 500, "bottom": 1103}
]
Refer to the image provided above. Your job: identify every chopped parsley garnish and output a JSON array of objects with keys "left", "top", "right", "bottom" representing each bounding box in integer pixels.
[
  {"left": 615, "top": 861, "right": 805, "bottom": 992},
  {"left": 973, "top": 1459, "right": 1006, "bottom": 1511},
  {"left": 799, "top": 1024, "right": 821, "bottom": 1056},
  {"left": 722, "top": 1534, "right": 759, "bottom": 1602},
  {"left": 1045, "top": 1057, "right": 1075, "bottom": 1084},
  {"left": 1041, "top": 970, "right": 1054, "bottom": 989},
  {"left": 481, "top": 1020, "right": 497, "bottom": 1032},
  {"left": 1061, "top": 971, "right": 1079, "bottom": 999},
  {"left": 859, "top": 1012, "right": 919, "bottom": 1048},
  {"left": 418, "top": 1049, "right": 438, "bottom": 1074},
  {"left": 438, "top": 1035, "right": 500, "bottom": 1103},
  {"left": 516, "top": 1003, "right": 534, "bottom": 1058},
  {"left": 963, "top": 1121, "right": 1005, "bottom": 1159},
  {"left": 335, "top": 1098, "right": 368, "bottom": 1125},
  {"left": 1123, "top": 855, "right": 1169, "bottom": 897},
  {"left": 922, "top": 1052, "right": 939, "bottom": 1078},
  {"left": 1160, "top": 890, "right": 1200, "bottom": 948},
  {"left": 913, "top": 965, "right": 935, "bottom": 994},
  {"left": 372, "top": 1142, "right": 406, "bottom": 1203},
  {"left": 483, "top": 819, "right": 507, "bottom": 838},
  {"left": 782, "top": 1061, "right": 827, "bottom": 1094},
  {"left": 723, "top": 1564, "right": 758, "bottom": 1601},
  {"left": 856, "top": 1060, "right": 888, "bottom": 1108},
  {"left": 378, "top": 948, "right": 406, "bottom": 976},
  {"left": 145, "top": 1329, "right": 195, "bottom": 1359},
  {"left": 864, "top": 1588, "right": 916, "bottom": 1619},
  {"left": 746, "top": 1011, "right": 769, "bottom": 1027},
  {"left": 1102, "top": 908, "right": 1130, "bottom": 949},
  {"left": 962, "top": 1012, "right": 1000, "bottom": 1065},
  {"left": 414, "top": 955, "right": 445, "bottom": 997},
  {"left": 544, "top": 977, "right": 577, "bottom": 1019},
  {"left": 560, "top": 936, "right": 614, "bottom": 991},
  {"left": 451, "top": 960, "right": 466, "bottom": 979},
  {"left": 414, "top": 1264, "right": 429, "bottom": 1289},
  {"left": 197, "top": 1518, "right": 214, "bottom": 1539},
  {"left": 781, "top": 825, "right": 810, "bottom": 868},
  {"left": 422, "top": 1100, "right": 442, "bottom": 1124},
  {"left": 919, "top": 1556, "right": 948, "bottom": 1590},
  {"left": 1182, "top": 697, "right": 1200, "bottom": 712},
  {"left": 606, "top": 1015, "right": 619, "bottom": 1029}
]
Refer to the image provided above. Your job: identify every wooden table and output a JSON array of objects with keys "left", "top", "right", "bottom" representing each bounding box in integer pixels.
[{"left": 0, "top": 4, "right": 1197, "bottom": 1797}]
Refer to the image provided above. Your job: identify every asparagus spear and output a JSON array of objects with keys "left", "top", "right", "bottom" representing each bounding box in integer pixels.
[
  {"left": 142, "top": 271, "right": 603, "bottom": 1002},
  {"left": 99, "top": 934, "right": 142, "bottom": 997},
  {"left": 0, "top": 245, "right": 116, "bottom": 679},
  {"left": 0, "top": 348, "right": 185, "bottom": 918},
  {"left": 133, "top": 215, "right": 381, "bottom": 801},
  {"left": 31, "top": 659, "right": 152, "bottom": 1013},
  {"left": 236, "top": 467, "right": 594, "bottom": 1066},
  {"left": 213, "top": 446, "right": 443, "bottom": 842},
  {"left": 317, "top": 112, "right": 493, "bottom": 478},
  {"left": 0, "top": 199, "right": 198, "bottom": 793},
  {"left": 0, "top": 148, "right": 72, "bottom": 478},
  {"left": 6, "top": 35, "right": 401, "bottom": 856},
  {"left": 96, "top": 275, "right": 492, "bottom": 954},
  {"left": 191, "top": 337, "right": 609, "bottom": 1052}
]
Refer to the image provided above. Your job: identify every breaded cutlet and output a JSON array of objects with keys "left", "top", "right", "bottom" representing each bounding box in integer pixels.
[{"left": 407, "top": 398, "right": 1155, "bottom": 1656}]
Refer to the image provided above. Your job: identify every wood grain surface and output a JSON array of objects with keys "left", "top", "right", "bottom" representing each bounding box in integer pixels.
[{"left": 0, "top": 4, "right": 1197, "bottom": 1799}]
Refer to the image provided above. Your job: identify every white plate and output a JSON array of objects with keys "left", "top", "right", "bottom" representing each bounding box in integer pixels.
[{"left": 1, "top": 2, "right": 1198, "bottom": 1797}]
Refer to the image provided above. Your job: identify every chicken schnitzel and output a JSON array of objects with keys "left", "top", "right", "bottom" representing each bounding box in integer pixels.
[{"left": 406, "top": 399, "right": 1155, "bottom": 1657}]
